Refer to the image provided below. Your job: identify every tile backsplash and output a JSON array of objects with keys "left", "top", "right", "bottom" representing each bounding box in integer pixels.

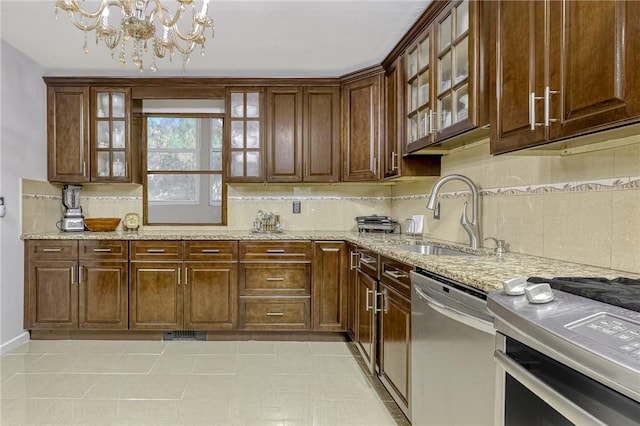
[{"left": 21, "top": 135, "right": 640, "bottom": 273}]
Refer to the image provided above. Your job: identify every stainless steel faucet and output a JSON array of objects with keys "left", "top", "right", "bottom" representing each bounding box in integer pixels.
[{"left": 426, "top": 174, "right": 481, "bottom": 249}]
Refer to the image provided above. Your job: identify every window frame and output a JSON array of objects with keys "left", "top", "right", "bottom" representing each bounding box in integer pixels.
[{"left": 142, "top": 112, "right": 227, "bottom": 226}]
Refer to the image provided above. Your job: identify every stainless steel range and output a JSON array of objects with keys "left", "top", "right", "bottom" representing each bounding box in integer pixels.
[{"left": 488, "top": 276, "right": 640, "bottom": 425}]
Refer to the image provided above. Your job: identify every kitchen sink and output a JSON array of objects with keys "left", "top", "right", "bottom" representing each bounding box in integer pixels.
[{"left": 396, "top": 244, "right": 472, "bottom": 256}]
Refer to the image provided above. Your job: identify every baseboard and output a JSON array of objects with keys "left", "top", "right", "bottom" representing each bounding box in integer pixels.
[{"left": 0, "top": 331, "right": 30, "bottom": 355}]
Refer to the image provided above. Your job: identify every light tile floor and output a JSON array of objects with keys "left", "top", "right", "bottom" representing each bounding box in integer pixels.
[{"left": 1, "top": 340, "right": 406, "bottom": 425}]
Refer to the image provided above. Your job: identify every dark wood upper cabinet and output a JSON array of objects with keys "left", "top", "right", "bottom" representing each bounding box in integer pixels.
[
  {"left": 47, "top": 86, "right": 90, "bottom": 183},
  {"left": 491, "top": 0, "right": 640, "bottom": 154},
  {"left": 266, "top": 87, "right": 303, "bottom": 182},
  {"left": 341, "top": 72, "right": 382, "bottom": 182},
  {"left": 265, "top": 86, "right": 339, "bottom": 183},
  {"left": 226, "top": 88, "right": 265, "bottom": 183}
]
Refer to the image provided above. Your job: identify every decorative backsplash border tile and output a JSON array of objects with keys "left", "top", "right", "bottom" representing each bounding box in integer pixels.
[
  {"left": 23, "top": 194, "right": 142, "bottom": 201},
  {"left": 393, "top": 176, "right": 640, "bottom": 201}
]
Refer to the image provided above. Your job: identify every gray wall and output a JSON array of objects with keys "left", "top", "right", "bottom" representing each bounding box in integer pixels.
[{"left": 1, "top": 41, "right": 47, "bottom": 350}]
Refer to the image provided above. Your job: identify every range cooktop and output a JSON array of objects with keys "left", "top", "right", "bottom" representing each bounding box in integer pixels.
[{"left": 527, "top": 277, "right": 640, "bottom": 312}]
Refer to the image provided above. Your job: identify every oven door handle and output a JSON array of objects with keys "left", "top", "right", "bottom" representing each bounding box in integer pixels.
[
  {"left": 414, "top": 286, "right": 495, "bottom": 335},
  {"left": 494, "top": 350, "right": 607, "bottom": 426}
]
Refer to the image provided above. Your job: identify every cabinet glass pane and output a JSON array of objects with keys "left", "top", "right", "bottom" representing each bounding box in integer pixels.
[
  {"left": 454, "top": 36, "right": 469, "bottom": 84},
  {"left": 418, "top": 109, "right": 429, "bottom": 138},
  {"left": 439, "top": 14, "right": 452, "bottom": 52},
  {"left": 112, "top": 121, "right": 125, "bottom": 148},
  {"left": 408, "top": 49, "right": 418, "bottom": 78},
  {"left": 97, "top": 121, "right": 110, "bottom": 148},
  {"left": 97, "top": 93, "right": 110, "bottom": 117},
  {"left": 112, "top": 152, "right": 126, "bottom": 177},
  {"left": 231, "top": 152, "right": 244, "bottom": 176},
  {"left": 418, "top": 36, "right": 430, "bottom": 69},
  {"left": 456, "top": 0, "right": 469, "bottom": 37},
  {"left": 246, "top": 121, "right": 260, "bottom": 148},
  {"left": 246, "top": 152, "right": 260, "bottom": 177},
  {"left": 112, "top": 93, "right": 125, "bottom": 118},
  {"left": 231, "top": 93, "right": 244, "bottom": 117},
  {"left": 97, "top": 152, "right": 110, "bottom": 177},
  {"left": 231, "top": 121, "right": 244, "bottom": 148},
  {"left": 439, "top": 51, "right": 452, "bottom": 93},
  {"left": 419, "top": 72, "right": 430, "bottom": 106},
  {"left": 210, "top": 174, "right": 222, "bottom": 203},
  {"left": 246, "top": 93, "right": 259, "bottom": 118},
  {"left": 439, "top": 95, "right": 453, "bottom": 129},
  {"left": 410, "top": 80, "right": 419, "bottom": 112},
  {"left": 409, "top": 115, "right": 418, "bottom": 142},
  {"left": 456, "top": 84, "right": 469, "bottom": 123}
]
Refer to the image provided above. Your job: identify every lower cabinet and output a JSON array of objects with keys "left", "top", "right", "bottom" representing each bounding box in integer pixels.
[
  {"left": 346, "top": 243, "right": 358, "bottom": 339},
  {"left": 238, "top": 241, "right": 312, "bottom": 330},
  {"left": 312, "top": 241, "right": 347, "bottom": 331},
  {"left": 355, "top": 268, "right": 378, "bottom": 373},
  {"left": 25, "top": 240, "right": 129, "bottom": 330},
  {"left": 130, "top": 240, "right": 238, "bottom": 330}
]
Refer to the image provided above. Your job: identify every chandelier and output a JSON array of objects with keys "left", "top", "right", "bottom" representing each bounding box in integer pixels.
[{"left": 55, "top": 0, "right": 215, "bottom": 73}]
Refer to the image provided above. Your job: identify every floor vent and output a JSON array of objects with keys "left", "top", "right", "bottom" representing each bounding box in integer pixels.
[{"left": 163, "top": 330, "right": 207, "bottom": 341}]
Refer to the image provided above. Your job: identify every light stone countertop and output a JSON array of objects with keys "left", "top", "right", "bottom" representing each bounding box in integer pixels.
[{"left": 21, "top": 230, "right": 639, "bottom": 293}]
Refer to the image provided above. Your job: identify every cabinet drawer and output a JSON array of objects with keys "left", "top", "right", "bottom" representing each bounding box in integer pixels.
[
  {"left": 239, "top": 297, "right": 310, "bottom": 330},
  {"left": 130, "top": 241, "right": 183, "bottom": 261},
  {"left": 79, "top": 240, "right": 128, "bottom": 261},
  {"left": 240, "top": 263, "right": 310, "bottom": 296},
  {"left": 358, "top": 248, "right": 379, "bottom": 279},
  {"left": 28, "top": 240, "right": 78, "bottom": 260},
  {"left": 184, "top": 241, "right": 238, "bottom": 261},
  {"left": 380, "top": 256, "right": 412, "bottom": 299},
  {"left": 240, "top": 241, "right": 312, "bottom": 261}
]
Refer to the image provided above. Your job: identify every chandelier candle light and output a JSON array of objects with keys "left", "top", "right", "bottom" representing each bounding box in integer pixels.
[{"left": 55, "top": 0, "right": 215, "bottom": 73}]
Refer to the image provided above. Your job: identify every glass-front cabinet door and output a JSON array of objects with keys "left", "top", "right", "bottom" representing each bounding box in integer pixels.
[
  {"left": 435, "top": 0, "right": 470, "bottom": 136},
  {"left": 405, "top": 28, "right": 434, "bottom": 153},
  {"left": 91, "top": 88, "right": 131, "bottom": 181},
  {"left": 227, "top": 89, "right": 263, "bottom": 182}
]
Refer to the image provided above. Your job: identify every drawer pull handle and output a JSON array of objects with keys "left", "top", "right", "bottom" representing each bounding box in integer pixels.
[
  {"left": 201, "top": 249, "right": 220, "bottom": 253},
  {"left": 387, "top": 270, "right": 408, "bottom": 279},
  {"left": 146, "top": 249, "right": 166, "bottom": 253},
  {"left": 360, "top": 256, "right": 376, "bottom": 264},
  {"left": 42, "top": 248, "right": 63, "bottom": 252},
  {"left": 266, "top": 249, "right": 285, "bottom": 253},
  {"left": 322, "top": 248, "right": 340, "bottom": 252},
  {"left": 266, "top": 277, "right": 285, "bottom": 281},
  {"left": 92, "top": 248, "right": 112, "bottom": 253},
  {"left": 266, "top": 312, "right": 285, "bottom": 317}
]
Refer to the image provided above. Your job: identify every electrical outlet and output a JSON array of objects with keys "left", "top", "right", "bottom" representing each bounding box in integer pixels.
[{"left": 293, "top": 200, "right": 301, "bottom": 214}]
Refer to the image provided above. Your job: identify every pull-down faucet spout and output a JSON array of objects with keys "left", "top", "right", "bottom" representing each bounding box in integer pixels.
[{"left": 426, "top": 174, "right": 481, "bottom": 249}]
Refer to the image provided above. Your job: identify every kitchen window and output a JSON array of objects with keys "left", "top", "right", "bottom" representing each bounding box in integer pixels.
[{"left": 143, "top": 99, "right": 226, "bottom": 225}]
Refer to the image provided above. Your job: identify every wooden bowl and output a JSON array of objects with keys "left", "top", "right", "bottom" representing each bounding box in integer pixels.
[{"left": 84, "top": 218, "right": 121, "bottom": 232}]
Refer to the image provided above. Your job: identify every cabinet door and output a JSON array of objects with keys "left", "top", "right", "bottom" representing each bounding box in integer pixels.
[
  {"left": 490, "top": 0, "right": 546, "bottom": 154},
  {"left": 549, "top": 0, "right": 640, "bottom": 140},
  {"left": 130, "top": 262, "right": 183, "bottom": 330},
  {"left": 227, "top": 89, "right": 264, "bottom": 182},
  {"left": 28, "top": 261, "right": 78, "bottom": 329},
  {"left": 47, "top": 86, "right": 90, "bottom": 183},
  {"left": 79, "top": 261, "right": 128, "bottom": 330},
  {"left": 266, "top": 88, "right": 303, "bottom": 182},
  {"left": 355, "top": 269, "right": 377, "bottom": 373},
  {"left": 379, "top": 284, "right": 411, "bottom": 412},
  {"left": 312, "top": 242, "right": 347, "bottom": 332},
  {"left": 184, "top": 262, "right": 238, "bottom": 330},
  {"left": 346, "top": 245, "right": 358, "bottom": 340},
  {"left": 384, "top": 65, "right": 401, "bottom": 178},
  {"left": 342, "top": 74, "right": 382, "bottom": 181},
  {"left": 304, "top": 87, "right": 340, "bottom": 182}
]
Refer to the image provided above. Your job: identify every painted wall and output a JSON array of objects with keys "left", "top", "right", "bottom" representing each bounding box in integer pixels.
[
  {"left": 391, "top": 134, "right": 640, "bottom": 274},
  {"left": 1, "top": 41, "right": 47, "bottom": 351}
]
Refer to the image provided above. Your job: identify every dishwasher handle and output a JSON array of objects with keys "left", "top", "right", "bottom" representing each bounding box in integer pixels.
[
  {"left": 414, "top": 285, "right": 495, "bottom": 335},
  {"left": 494, "top": 350, "right": 607, "bottom": 426}
]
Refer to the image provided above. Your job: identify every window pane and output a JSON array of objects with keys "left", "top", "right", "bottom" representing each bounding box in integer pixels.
[
  {"left": 147, "top": 117, "right": 197, "bottom": 149},
  {"left": 148, "top": 152, "right": 197, "bottom": 171},
  {"left": 148, "top": 174, "right": 198, "bottom": 203},
  {"left": 210, "top": 152, "right": 222, "bottom": 171},
  {"left": 210, "top": 174, "right": 222, "bottom": 204},
  {"left": 211, "top": 118, "right": 223, "bottom": 149}
]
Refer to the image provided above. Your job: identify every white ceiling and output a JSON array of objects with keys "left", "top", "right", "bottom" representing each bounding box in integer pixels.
[{"left": 1, "top": 0, "right": 430, "bottom": 78}]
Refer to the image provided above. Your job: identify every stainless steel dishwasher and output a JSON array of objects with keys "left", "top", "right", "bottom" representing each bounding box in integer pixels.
[{"left": 411, "top": 268, "right": 496, "bottom": 426}]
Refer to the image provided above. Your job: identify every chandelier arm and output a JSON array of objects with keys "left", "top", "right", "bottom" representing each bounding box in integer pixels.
[
  {"left": 170, "top": 19, "right": 210, "bottom": 43},
  {"left": 169, "top": 37, "right": 197, "bottom": 56},
  {"left": 149, "top": 1, "right": 185, "bottom": 28}
]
